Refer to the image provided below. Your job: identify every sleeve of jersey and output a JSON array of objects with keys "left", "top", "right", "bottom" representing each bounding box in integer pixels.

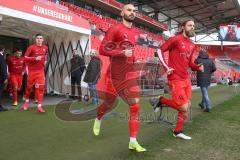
[
  {"left": 159, "top": 37, "right": 175, "bottom": 52},
  {"left": 99, "top": 27, "right": 125, "bottom": 57},
  {"left": 22, "top": 58, "right": 26, "bottom": 73},
  {"left": 189, "top": 52, "right": 200, "bottom": 71},
  {"left": 189, "top": 61, "right": 200, "bottom": 71},
  {"left": 24, "top": 46, "right": 36, "bottom": 62}
]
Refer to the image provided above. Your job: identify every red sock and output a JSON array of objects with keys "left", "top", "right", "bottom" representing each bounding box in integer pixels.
[
  {"left": 37, "top": 85, "right": 45, "bottom": 104},
  {"left": 160, "top": 97, "right": 179, "bottom": 110},
  {"left": 35, "top": 87, "right": 39, "bottom": 101},
  {"left": 129, "top": 103, "right": 140, "bottom": 138},
  {"left": 97, "top": 103, "right": 111, "bottom": 119},
  {"left": 175, "top": 111, "right": 188, "bottom": 133},
  {"left": 13, "top": 87, "right": 18, "bottom": 102},
  {"left": 24, "top": 85, "right": 33, "bottom": 100}
]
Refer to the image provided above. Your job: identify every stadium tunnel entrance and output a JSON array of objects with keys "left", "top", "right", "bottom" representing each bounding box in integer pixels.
[{"left": 0, "top": 0, "right": 91, "bottom": 96}]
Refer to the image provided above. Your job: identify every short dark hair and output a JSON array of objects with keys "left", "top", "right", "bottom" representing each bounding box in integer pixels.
[
  {"left": 13, "top": 48, "right": 22, "bottom": 53},
  {"left": 199, "top": 49, "right": 207, "bottom": 55},
  {"left": 0, "top": 47, "right": 3, "bottom": 52},
  {"left": 35, "top": 33, "right": 43, "bottom": 38}
]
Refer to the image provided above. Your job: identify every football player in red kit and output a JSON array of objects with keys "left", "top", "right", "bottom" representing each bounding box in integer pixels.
[
  {"left": 7, "top": 49, "right": 25, "bottom": 106},
  {"left": 92, "top": 4, "right": 146, "bottom": 152},
  {"left": 153, "top": 20, "right": 204, "bottom": 140},
  {"left": 23, "top": 34, "right": 48, "bottom": 113}
]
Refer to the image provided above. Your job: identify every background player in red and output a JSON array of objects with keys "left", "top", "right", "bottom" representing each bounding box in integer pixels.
[
  {"left": 7, "top": 49, "right": 25, "bottom": 106},
  {"left": 153, "top": 20, "right": 204, "bottom": 140},
  {"left": 23, "top": 34, "right": 48, "bottom": 113},
  {"left": 92, "top": 4, "right": 146, "bottom": 152}
]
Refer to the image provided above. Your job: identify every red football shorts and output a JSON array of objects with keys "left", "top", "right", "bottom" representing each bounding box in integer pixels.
[
  {"left": 168, "top": 79, "right": 192, "bottom": 107},
  {"left": 27, "top": 70, "right": 45, "bottom": 87},
  {"left": 10, "top": 74, "right": 23, "bottom": 90},
  {"left": 98, "top": 76, "right": 140, "bottom": 105}
]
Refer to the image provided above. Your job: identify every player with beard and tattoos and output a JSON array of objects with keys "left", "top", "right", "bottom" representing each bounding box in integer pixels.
[
  {"left": 152, "top": 20, "right": 204, "bottom": 140},
  {"left": 92, "top": 4, "right": 146, "bottom": 152}
]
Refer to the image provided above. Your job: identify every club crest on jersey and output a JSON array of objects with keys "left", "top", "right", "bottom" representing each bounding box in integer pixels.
[{"left": 43, "top": 48, "right": 46, "bottom": 52}]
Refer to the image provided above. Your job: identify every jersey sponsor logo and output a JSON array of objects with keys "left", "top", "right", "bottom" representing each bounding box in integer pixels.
[
  {"left": 180, "top": 52, "right": 187, "bottom": 57},
  {"left": 181, "top": 42, "right": 186, "bottom": 49},
  {"left": 180, "top": 52, "right": 190, "bottom": 59},
  {"left": 33, "top": 50, "right": 39, "bottom": 55}
]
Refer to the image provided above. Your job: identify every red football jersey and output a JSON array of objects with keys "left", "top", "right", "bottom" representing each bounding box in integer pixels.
[
  {"left": 99, "top": 23, "right": 139, "bottom": 80},
  {"left": 160, "top": 34, "right": 199, "bottom": 81},
  {"left": 24, "top": 44, "right": 48, "bottom": 72},
  {"left": 7, "top": 56, "right": 25, "bottom": 75}
]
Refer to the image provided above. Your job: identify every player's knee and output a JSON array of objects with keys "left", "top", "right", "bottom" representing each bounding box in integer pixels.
[
  {"left": 102, "top": 102, "right": 113, "bottom": 108},
  {"left": 134, "top": 98, "right": 140, "bottom": 104},
  {"left": 188, "top": 101, "right": 191, "bottom": 108},
  {"left": 127, "top": 98, "right": 140, "bottom": 105},
  {"left": 104, "top": 96, "right": 116, "bottom": 105},
  {"left": 129, "top": 103, "right": 140, "bottom": 114},
  {"left": 13, "top": 86, "right": 18, "bottom": 90},
  {"left": 179, "top": 103, "right": 188, "bottom": 113},
  {"left": 26, "top": 84, "right": 33, "bottom": 90},
  {"left": 37, "top": 84, "right": 45, "bottom": 91},
  {"left": 172, "top": 97, "right": 185, "bottom": 108},
  {"left": 35, "top": 84, "right": 39, "bottom": 88},
  {"left": 98, "top": 102, "right": 114, "bottom": 114}
]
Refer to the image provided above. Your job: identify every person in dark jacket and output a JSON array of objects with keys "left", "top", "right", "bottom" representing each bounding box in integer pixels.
[
  {"left": 70, "top": 49, "right": 85, "bottom": 101},
  {"left": 195, "top": 50, "right": 216, "bottom": 112},
  {"left": 83, "top": 55, "right": 101, "bottom": 105},
  {"left": 0, "top": 47, "right": 8, "bottom": 111}
]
